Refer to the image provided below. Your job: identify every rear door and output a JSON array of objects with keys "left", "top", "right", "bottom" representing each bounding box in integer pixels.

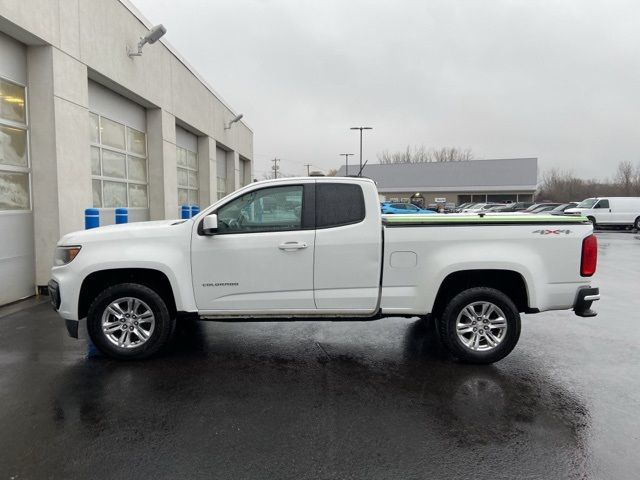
[{"left": 313, "top": 181, "right": 382, "bottom": 312}]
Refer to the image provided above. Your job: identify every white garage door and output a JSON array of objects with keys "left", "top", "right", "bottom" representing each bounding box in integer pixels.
[
  {"left": 88, "top": 81, "right": 149, "bottom": 225},
  {"left": 0, "top": 33, "right": 34, "bottom": 305}
]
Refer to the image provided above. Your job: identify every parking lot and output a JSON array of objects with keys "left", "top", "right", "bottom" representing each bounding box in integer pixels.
[{"left": 0, "top": 231, "right": 638, "bottom": 479}]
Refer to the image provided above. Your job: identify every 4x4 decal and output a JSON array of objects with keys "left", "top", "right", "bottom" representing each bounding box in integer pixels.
[{"left": 532, "top": 229, "right": 572, "bottom": 235}]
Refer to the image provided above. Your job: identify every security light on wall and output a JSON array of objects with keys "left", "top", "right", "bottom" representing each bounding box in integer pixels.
[
  {"left": 128, "top": 24, "right": 167, "bottom": 57},
  {"left": 225, "top": 114, "right": 244, "bottom": 129}
]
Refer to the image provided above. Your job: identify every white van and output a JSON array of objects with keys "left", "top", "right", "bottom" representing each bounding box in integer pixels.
[{"left": 565, "top": 197, "right": 640, "bottom": 229}]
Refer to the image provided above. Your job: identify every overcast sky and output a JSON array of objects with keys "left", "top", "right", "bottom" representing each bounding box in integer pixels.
[{"left": 132, "top": 0, "right": 639, "bottom": 180}]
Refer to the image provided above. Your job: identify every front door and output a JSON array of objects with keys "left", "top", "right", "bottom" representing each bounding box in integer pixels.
[
  {"left": 592, "top": 199, "right": 612, "bottom": 224},
  {"left": 191, "top": 183, "right": 316, "bottom": 313}
]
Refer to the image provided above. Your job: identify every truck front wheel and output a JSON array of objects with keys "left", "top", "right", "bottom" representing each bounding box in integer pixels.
[
  {"left": 437, "top": 287, "right": 521, "bottom": 364},
  {"left": 87, "top": 283, "right": 175, "bottom": 360}
]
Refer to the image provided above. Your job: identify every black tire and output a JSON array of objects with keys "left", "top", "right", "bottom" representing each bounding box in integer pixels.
[
  {"left": 587, "top": 216, "right": 597, "bottom": 229},
  {"left": 437, "top": 287, "right": 521, "bottom": 364},
  {"left": 634, "top": 217, "right": 640, "bottom": 230},
  {"left": 87, "top": 283, "right": 175, "bottom": 360}
]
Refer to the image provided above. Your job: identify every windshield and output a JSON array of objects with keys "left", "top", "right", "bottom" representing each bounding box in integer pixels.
[{"left": 577, "top": 198, "right": 598, "bottom": 208}]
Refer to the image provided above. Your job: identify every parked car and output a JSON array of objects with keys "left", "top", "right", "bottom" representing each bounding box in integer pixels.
[
  {"left": 455, "top": 202, "right": 473, "bottom": 211},
  {"left": 543, "top": 203, "right": 578, "bottom": 215},
  {"left": 529, "top": 204, "right": 563, "bottom": 214},
  {"left": 50, "top": 177, "right": 599, "bottom": 364},
  {"left": 381, "top": 203, "right": 435, "bottom": 214},
  {"left": 487, "top": 202, "right": 533, "bottom": 212},
  {"left": 522, "top": 203, "right": 561, "bottom": 213},
  {"left": 565, "top": 197, "right": 640, "bottom": 229},
  {"left": 454, "top": 202, "right": 475, "bottom": 212},
  {"left": 461, "top": 203, "right": 503, "bottom": 213}
]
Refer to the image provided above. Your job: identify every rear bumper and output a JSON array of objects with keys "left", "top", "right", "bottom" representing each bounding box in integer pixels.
[{"left": 573, "top": 287, "right": 600, "bottom": 317}]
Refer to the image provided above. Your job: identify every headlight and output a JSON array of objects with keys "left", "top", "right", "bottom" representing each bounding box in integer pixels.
[{"left": 54, "top": 246, "right": 82, "bottom": 266}]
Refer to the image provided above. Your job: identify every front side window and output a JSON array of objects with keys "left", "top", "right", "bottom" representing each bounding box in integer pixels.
[
  {"left": 216, "top": 185, "right": 303, "bottom": 234},
  {"left": 316, "top": 183, "right": 365, "bottom": 228},
  {"left": 90, "top": 113, "right": 148, "bottom": 208},
  {"left": 177, "top": 145, "right": 198, "bottom": 207},
  {"left": 595, "top": 199, "right": 609, "bottom": 209},
  {"left": 0, "top": 77, "right": 29, "bottom": 211}
]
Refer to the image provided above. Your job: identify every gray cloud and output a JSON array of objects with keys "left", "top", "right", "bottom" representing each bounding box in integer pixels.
[{"left": 132, "top": 0, "right": 640, "bottom": 179}]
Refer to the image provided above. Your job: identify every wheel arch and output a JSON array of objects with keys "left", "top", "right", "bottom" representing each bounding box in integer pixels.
[
  {"left": 431, "top": 269, "right": 531, "bottom": 319},
  {"left": 78, "top": 268, "right": 177, "bottom": 320}
]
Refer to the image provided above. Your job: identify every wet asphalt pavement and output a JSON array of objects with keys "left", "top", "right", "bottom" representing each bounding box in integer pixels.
[{"left": 1, "top": 231, "right": 639, "bottom": 479}]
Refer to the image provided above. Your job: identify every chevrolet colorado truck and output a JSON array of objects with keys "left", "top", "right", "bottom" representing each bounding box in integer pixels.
[{"left": 49, "top": 177, "right": 600, "bottom": 363}]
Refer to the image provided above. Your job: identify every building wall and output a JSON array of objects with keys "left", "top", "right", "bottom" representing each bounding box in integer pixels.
[
  {"left": 0, "top": 0, "right": 254, "bottom": 288},
  {"left": 380, "top": 191, "right": 535, "bottom": 205}
]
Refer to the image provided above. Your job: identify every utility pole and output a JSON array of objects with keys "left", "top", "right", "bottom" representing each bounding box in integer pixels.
[
  {"left": 304, "top": 164, "right": 312, "bottom": 176},
  {"left": 340, "top": 153, "right": 354, "bottom": 175},
  {"left": 271, "top": 158, "right": 280, "bottom": 179},
  {"left": 350, "top": 127, "right": 372, "bottom": 176}
]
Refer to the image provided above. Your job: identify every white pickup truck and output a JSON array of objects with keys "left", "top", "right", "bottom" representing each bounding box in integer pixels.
[{"left": 49, "top": 177, "right": 600, "bottom": 364}]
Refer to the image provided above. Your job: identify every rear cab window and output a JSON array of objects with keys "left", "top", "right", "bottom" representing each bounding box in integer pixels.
[{"left": 316, "top": 183, "right": 366, "bottom": 228}]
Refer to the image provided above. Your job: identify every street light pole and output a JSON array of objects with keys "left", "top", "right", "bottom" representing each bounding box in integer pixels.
[
  {"left": 339, "top": 153, "right": 354, "bottom": 175},
  {"left": 350, "top": 126, "right": 372, "bottom": 175}
]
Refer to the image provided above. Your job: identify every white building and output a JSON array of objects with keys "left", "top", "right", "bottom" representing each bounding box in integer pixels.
[{"left": 0, "top": 0, "right": 253, "bottom": 305}]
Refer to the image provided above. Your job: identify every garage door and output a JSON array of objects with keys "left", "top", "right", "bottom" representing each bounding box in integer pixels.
[
  {"left": 0, "top": 33, "right": 34, "bottom": 305},
  {"left": 88, "top": 81, "right": 149, "bottom": 225}
]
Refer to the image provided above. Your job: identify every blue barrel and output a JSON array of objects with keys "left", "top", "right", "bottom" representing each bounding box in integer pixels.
[
  {"left": 181, "top": 205, "right": 191, "bottom": 219},
  {"left": 190, "top": 204, "right": 200, "bottom": 217},
  {"left": 115, "top": 207, "right": 128, "bottom": 224},
  {"left": 85, "top": 208, "right": 99, "bottom": 230}
]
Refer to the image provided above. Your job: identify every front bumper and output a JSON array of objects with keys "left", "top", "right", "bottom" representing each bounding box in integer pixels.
[{"left": 573, "top": 287, "right": 600, "bottom": 317}]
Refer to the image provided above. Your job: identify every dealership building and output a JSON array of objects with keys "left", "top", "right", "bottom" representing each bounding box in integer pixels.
[
  {"left": 337, "top": 158, "right": 537, "bottom": 206},
  {"left": 0, "top": 0, "right": 253, "bottom": 305}
]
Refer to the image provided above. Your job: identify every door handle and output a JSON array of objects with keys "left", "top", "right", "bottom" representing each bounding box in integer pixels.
[{"left": 278, "top": 241, "right": 308, "bottom": 250}]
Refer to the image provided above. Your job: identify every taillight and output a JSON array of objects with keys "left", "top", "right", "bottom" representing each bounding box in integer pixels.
[{"left": 581, "top": 234, "right": 598, "bottom": 277}]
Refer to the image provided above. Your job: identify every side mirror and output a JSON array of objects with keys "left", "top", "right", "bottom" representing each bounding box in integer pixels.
[{"left": 202, "top": 214, "right": 218, "bottom": 235}]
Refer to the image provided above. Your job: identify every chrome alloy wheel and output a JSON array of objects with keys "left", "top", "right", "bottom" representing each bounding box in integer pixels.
[
  {"left": 101, "top": 297, "right": 155, "bottom": 349},
  {"left": 456, "top": 301, "right": 508, "bottom": 352}
]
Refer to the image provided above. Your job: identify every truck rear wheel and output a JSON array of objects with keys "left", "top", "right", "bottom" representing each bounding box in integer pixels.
[
  {"left": 87, "top": 283, "right": 175, "bottom": 360},
  {"left": 437, "top": 287, "right": 521, "bottom": 364}
]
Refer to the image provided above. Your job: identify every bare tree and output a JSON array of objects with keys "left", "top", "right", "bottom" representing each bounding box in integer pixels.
[
  {"left": 430, "top": 147, "right": 473, "bottom": 162},
  {"left": 378, "top": 145, "right": 474, "bottom": 164},
  {"left": 536, "top": 161, "right": 640, "bottom": 202},
  {"left": 615, "top": 160, "right": 635, "bottom": 195}
]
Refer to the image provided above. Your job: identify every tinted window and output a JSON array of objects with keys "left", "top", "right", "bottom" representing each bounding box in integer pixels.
[
  {"left": 216, "top": 185, "right": 303, "bottom": 233},
  {"left": 596, "top": 199, "right": 609, "bottom": 209},
  {"left": 391, "top": 203, "right": 405, "bottom": 209},
  {"left": 316, "top": 183, "right": 365, "bottom": 228}
]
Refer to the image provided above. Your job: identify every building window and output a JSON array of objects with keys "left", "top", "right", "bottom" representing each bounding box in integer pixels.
[
  {"left": 216, "top": 148, "right": 227, "bottom": 200},
  {"left": 90, "top": 112, "right": 148, "bottom": 208},
  {"left": 177, "top": 145, "right": 198, "bottom": 206},
  {"left": 0, "top": 77, "right": 29, "bottom": 211}
]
